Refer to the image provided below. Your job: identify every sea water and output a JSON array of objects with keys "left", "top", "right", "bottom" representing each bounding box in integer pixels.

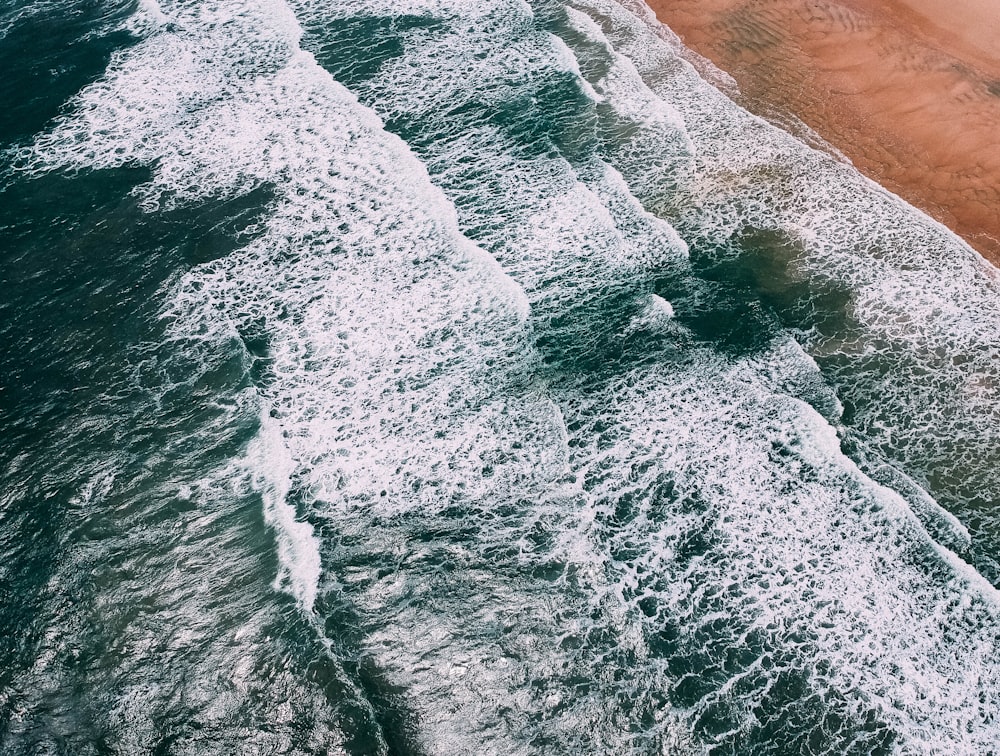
[{"left": 2, "top": 0, "right": 1000, "bottom": 752}]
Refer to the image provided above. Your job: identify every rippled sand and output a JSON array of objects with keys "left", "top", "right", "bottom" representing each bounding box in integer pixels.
[{"left": 649, "top": 0, "right": 1000, "bottom": 265}]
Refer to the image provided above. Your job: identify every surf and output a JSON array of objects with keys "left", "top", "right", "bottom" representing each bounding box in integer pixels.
[{"left": 4, "top": 0, "right": 1000, "bottom": 751}]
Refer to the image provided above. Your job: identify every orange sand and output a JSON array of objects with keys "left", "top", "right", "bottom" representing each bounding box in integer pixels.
[{"left": 647, "top": 0, "right": 1000, "bottom": 265}]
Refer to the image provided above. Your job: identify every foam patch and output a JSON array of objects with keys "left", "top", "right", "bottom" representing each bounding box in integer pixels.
[{"left": 21, "top": 0, "right": 1000, "bottom": 750}]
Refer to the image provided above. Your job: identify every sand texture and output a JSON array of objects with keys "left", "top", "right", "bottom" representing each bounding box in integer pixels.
[{"left": 649, "top": 0, "right": 1000, "bottom": 265}]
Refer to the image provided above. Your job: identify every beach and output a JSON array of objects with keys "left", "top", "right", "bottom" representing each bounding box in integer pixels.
[{"left": 649, "top": 0, "right": 1000, "bottom": 265}]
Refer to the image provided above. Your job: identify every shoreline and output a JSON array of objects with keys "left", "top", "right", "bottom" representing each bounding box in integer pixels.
[{"left": 647, "top": 0, "right": 1000, "bottom": 266}]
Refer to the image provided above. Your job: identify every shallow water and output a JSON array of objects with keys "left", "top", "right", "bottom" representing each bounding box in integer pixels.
[
  {"left": 647, "top": 0, "right": 1000, "bottom": 265},
  {"left": 2, "top": 0, "right": 1000, "bottom": 752}
]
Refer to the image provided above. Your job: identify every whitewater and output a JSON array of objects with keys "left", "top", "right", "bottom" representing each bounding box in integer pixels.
[{"left": 2, "top": 0, "right": 1000, "bottom": 752}]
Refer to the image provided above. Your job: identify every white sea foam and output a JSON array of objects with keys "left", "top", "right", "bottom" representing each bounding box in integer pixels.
[
  {"left": 285, "top": 0, "right": 1000, "bottom": 749},
  {"left": 28, "top": 0, "right": 538, "bottom": 625},
  {"left": 27, "top": 0, "right": 637, "bottom": 748},
  {"left": 24, "top": 0, "right": 1000, "bottom": 750},
  {"left": 246, "top": 413, "right": 321, "bottom": 611},
  {"left": 556, "top": 0, "right": 1000, "bottom": 748},
  {"left": 125, "top": 0, "right": 169, "bottom": 35},
  {"left": 566, "top": 0, "right": 1000, "bottom": 565}
]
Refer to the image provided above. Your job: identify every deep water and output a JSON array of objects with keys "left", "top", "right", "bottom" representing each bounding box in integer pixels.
[{"left": 2, "top": 0, "right": 1000, "bottom": 753}]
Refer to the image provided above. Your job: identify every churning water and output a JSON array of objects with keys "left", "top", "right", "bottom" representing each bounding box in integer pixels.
[{"left": 2, "top": 0, "right": 1000, "bottom": 752}]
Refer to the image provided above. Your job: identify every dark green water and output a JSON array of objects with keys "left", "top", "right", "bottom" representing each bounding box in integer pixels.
[{"left": 2, "top": 0, "right": 1000, "bottom": 752}]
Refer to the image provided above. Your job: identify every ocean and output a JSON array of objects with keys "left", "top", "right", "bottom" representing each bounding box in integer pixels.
[{"left": 2, "top": 0, "right": 1000, "bottom": 752}]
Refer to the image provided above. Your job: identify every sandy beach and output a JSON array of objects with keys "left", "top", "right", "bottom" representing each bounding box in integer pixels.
[{"left": 648, "top": 0, "right": 1000, "bottom": 266}]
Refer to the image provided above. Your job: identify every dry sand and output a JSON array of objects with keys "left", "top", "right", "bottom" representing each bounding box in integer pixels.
[{"left": 647, "top": 0, "right": 1000, "bottom": 265}]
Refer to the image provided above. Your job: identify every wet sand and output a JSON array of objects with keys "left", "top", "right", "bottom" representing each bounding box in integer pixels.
[{"left": 647, "top": 0, "right": 1000, "bottom": 266}]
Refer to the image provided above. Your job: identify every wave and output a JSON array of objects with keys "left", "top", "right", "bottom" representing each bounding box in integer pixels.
[{"left": 14, "top": 0, "right": 1000, "bottom": 751}]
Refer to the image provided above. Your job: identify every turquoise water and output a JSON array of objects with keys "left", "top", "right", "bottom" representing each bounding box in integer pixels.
[{"left": 2, "top": 0, "right": 1000, "bottom": 752}]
